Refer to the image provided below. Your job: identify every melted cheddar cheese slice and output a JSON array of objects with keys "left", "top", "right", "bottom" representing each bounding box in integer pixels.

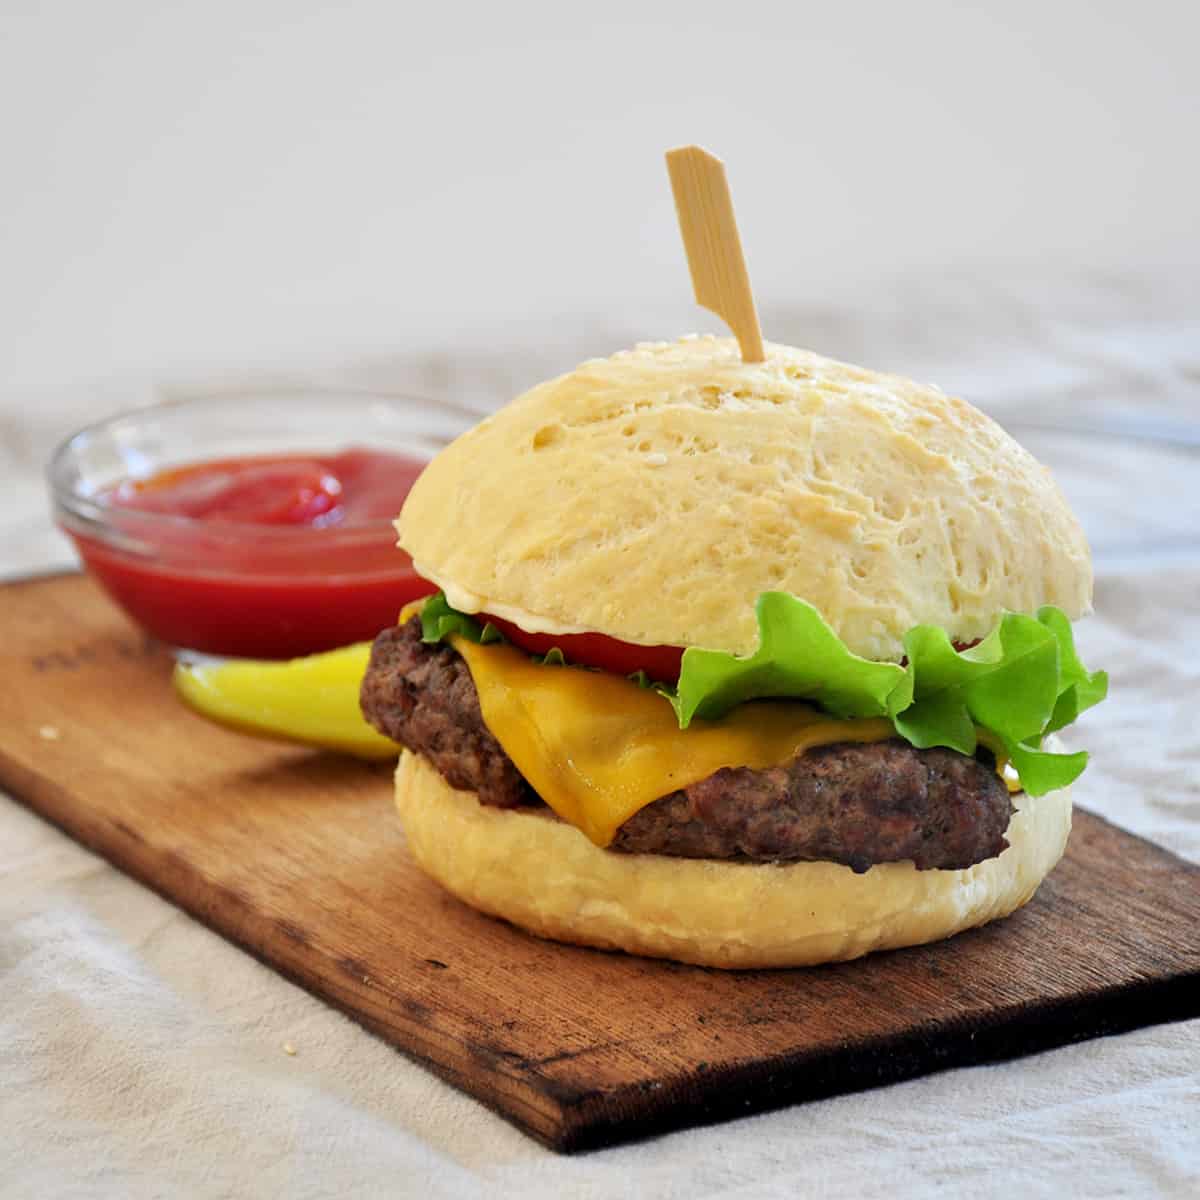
[{"left": 452, "top": 637, "right": 898, "bottom": 846}]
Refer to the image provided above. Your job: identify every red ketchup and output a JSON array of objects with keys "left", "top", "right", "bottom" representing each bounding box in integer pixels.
[{"left": 73, "top": 448, "right": 435, "bottom": 658}]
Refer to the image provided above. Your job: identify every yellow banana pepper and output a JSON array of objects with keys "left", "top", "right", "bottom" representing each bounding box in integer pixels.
[{"left": 173, "top": 643, "right": 399, "bottom": 760}]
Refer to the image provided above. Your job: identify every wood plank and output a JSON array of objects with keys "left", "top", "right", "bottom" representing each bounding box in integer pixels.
[{"left": 2, "top": 572, "right": 1198, "bottom": 1152}]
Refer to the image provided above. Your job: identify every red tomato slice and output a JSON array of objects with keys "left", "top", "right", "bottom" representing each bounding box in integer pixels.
[
  {"left": 482, "top": 614, "right": 684, "bottom": 684},
  {"left": 485, "top": 610, "right": 976, "bottom": 685}
]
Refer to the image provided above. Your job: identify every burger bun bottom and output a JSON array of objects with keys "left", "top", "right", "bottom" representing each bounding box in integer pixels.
[{"left": 395, "top": 750, "right": 1072, "bottom": 969}]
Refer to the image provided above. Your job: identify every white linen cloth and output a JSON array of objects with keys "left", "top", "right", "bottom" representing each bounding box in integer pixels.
[{"left": 2, "top": 274, "right": 1198, "bottom": 1199}]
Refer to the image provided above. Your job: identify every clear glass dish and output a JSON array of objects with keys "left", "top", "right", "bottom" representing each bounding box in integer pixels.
[{"left": 47, "top": 391, "right": 476, "bottom": 658}]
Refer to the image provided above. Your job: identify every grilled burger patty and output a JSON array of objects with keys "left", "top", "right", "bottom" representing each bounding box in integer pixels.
[{"left": 361, "top": 619, "right": 1014, "bottom": 872}]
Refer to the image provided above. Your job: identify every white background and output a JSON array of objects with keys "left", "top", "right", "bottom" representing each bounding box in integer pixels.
[{"left": 2, "top": 0, "right": 1197, "bottom": 398}]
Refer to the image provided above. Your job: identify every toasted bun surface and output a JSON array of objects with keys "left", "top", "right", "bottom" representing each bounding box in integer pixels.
[
  {"left": 399, "top": 336, "right": 1091, "bottom": 660},
  {"left": 396, "top": 751, "right": 1072, "bottom": 969}
]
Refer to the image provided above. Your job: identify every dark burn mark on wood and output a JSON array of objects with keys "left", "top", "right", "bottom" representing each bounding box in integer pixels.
[
  {"left": 337, "top": 954, "right": 369, "bottom": 981},
  {"left": 533, "top": 1076, "right": 607, "bottom": 1114},
  {"left": 111, "top": 818, "right": 144, "bottom": 843},
  {"left": 159, "top": 848, "right": 195, "bottom": 881},
  {"left": 402, "top": 997, "right": 433, "bottom": 1024},
  {"left": 531, "top": 1041, "right": 630, "bottom": 1070},
  {"left": 119, "top": 635, "right": 162, "bottom": 660},
  {"left": 425, "top": 958, "right": 449, "bottom": 969},
  {"left": 212, "top": 882, "right": 251, "bottom": 912},
  {"left": 464, "top": 1037, "right": 606, "bottom": 1107},
  {"left": 276, "top": 919, "right": 309, "bottom": 947},
  {"left": 507, "top": 1050, "right": 621, "bottom": 1116},
  {"left": 32, "top": 651, "right": 76, "bottom": 673},
  {"left": 466, "top": 1039, "right": 530, "bottom": 1071},
  {"left": 31, "top": 634, "right": 160, "bottom": 674}
]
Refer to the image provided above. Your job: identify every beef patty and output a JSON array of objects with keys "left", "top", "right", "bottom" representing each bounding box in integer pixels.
[{"left": 361, "top": 618, "right": 1014, "bottom": 872}]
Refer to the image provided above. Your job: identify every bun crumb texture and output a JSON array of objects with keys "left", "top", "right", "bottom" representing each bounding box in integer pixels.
[{"left": 399, "top": 336, "right": 1092, "bottom": 659}]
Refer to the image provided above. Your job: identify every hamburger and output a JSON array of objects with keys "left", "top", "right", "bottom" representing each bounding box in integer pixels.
[{"left": 360, "top": 334, "right": 1106, "bottom": 968}]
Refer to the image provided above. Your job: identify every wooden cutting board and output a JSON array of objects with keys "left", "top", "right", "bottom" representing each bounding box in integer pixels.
[{"left": 2, "top": 572, "right": 1198, "bottom": 1152}]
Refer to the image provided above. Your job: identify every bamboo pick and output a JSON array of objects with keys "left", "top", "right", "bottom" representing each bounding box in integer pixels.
[{"left": 665, "top": 145, "right": 765, "bottom": 363}]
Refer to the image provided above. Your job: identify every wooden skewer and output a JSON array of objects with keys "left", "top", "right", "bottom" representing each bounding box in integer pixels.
[{"left": 665, "top": 145, "right": 765, "bottom": 363}]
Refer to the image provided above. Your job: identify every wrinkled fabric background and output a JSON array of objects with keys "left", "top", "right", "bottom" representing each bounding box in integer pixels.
[{"left": 2, "top": 273, "right": 1198, "bottom": 1199}]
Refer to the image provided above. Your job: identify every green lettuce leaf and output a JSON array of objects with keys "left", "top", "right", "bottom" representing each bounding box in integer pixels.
[
  {"left": 894, "top": 613, "right": 1063, "bottom": 753},
  {"left": 1003, "top": 736, "right": 1090, "bottom": 796},
  {"left": 892, "top": 609, "right": 1106, "bottom": 793},
  {"left": 419, "top": 593, "right": 566, "bottom": 665},
  {"left": 672, "top": 595, "right": 1103, "bottom": 795},
  {"left": 673, "top": 592, "right": 908, "bottom": 727},
  {"left": 1037, "top": 605, "right": 1109, "bottom": 733},
  {"left": 421, "top": 589, "right": 1105, "bottom": 795},
  {"left": 419, "top": 592, "right": 501, "bottom": 645}
]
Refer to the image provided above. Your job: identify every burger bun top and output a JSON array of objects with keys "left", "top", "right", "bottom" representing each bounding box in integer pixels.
[{"left": 398, "top": 336, "right": 1092, "bottom": 660}]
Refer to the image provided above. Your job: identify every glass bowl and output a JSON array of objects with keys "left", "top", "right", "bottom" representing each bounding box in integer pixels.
[{"left": 47, "top": 391, "right": 477, "bottom": 658}]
